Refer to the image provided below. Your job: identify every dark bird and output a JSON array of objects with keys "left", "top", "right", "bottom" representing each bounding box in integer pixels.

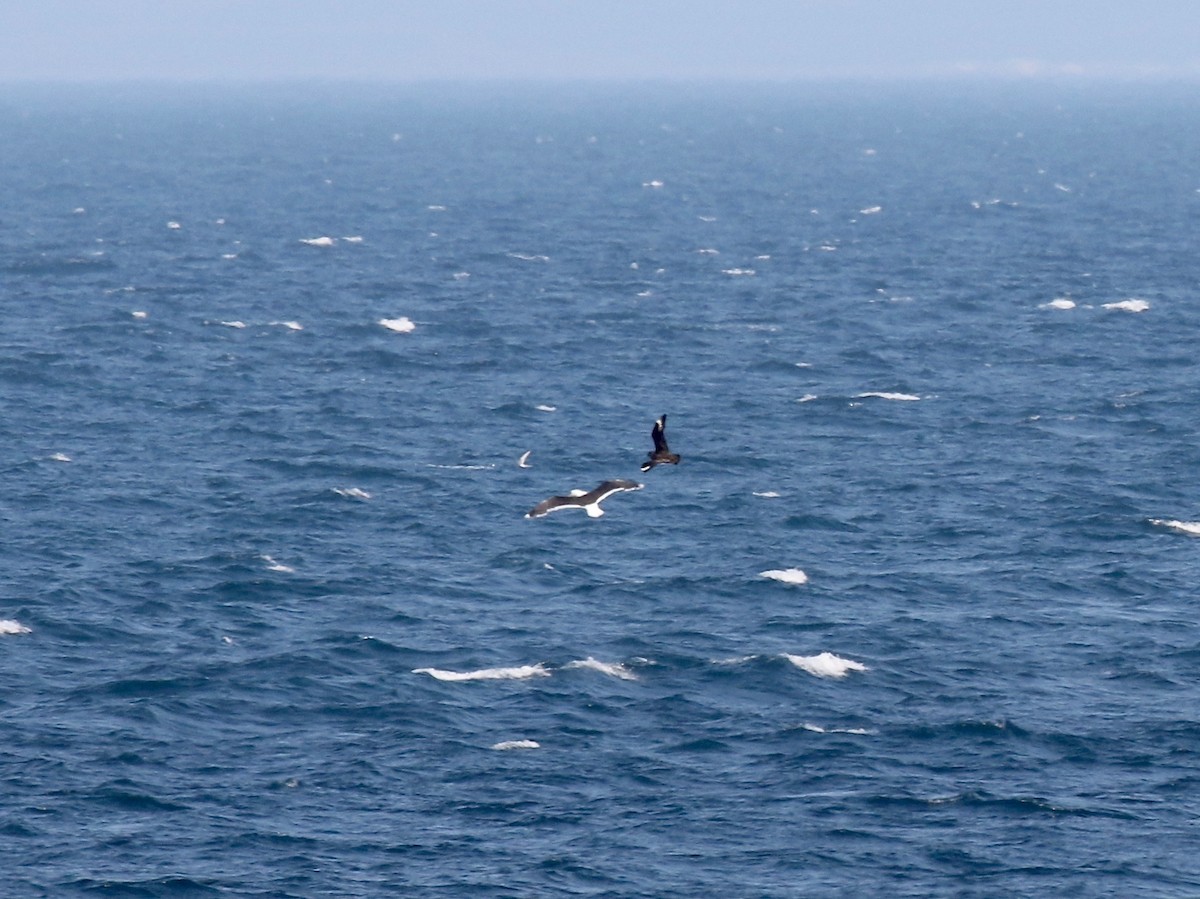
[
  {"left": 525, "top": 479, "right": 643, "bottom": 519},
  {"left": 641, "top": 414, "right": 681, "bottom": 472}
]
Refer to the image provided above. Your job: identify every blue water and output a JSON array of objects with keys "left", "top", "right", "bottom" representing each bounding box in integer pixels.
[{"left": 3, "top": 81, "right": 1200, "bottom": 896}]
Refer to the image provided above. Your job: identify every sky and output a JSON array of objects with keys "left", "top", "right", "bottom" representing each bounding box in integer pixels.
[{"left": 1, "top": 0, "right": 1198, "bottom": 83}]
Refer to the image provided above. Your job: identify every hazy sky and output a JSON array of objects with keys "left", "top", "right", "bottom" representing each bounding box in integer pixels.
[{"left": 1, "top": 0, "right": 1198, "bottom": 83}]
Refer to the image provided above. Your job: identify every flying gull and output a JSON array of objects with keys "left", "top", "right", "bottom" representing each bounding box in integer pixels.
[
  {"left": 641, "top": 414, "right": 681, "bottom": 472},
  {"left": 525, "top": 479, "right": 643, "bottom": 519}
]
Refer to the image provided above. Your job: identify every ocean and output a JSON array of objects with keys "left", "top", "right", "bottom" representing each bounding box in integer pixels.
[{"left": 3, "top": 80, "right": 1200, "bottom": 896}]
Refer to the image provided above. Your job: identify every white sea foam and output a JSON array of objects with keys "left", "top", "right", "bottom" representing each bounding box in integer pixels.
[
  {"left": 696, "top": 247, "right": 720, "bottom": 255},
  {"left": 300, "top": 236, "right": 336, "bottom": 247},
  {"left": 414, "top": 664, "right": 551, "bottom": 682},
  {"left": 799, "top": 723, "right": 874, "bottom": 735},
  {"left": 1103, "top": 298, "right": 1150, "bottom": 313},
  {"left": 49, "top": 452, "right": 71, "bottom": 463},
  {"left": 721, "top": 268, "right": 756, "bottom": 276},
  {"left": 131, "top": 310, "right": 149, "bottom": 319},
  {"left": 1043, "top": 298, "right": 1076, "bottom": 310},
  {"left": 564, "top": 657, "right": 638, "bottom": 680},
  {"left": 452, "top": 271, "right": 470, "bottom": 280},
  {"left": 379, "top": 317, "right": 416, "bottom": 333},
  {"left": 797, "top": 394, "right": 818, "bottom": 403},
  {"left": 536, "top": 404, "right": 557, "bottom": 413},
  {"left": 491, "top": 739, "right": 540, "bottom": 751},
  {"left": 271, "top": 320, "right": 303, "bottom": 331},
  {"left": 1149, "top": 519, "right": 1200, "bottom": 536},
  {"left": 217, "top": 320, "right": 246, "bottom": 329},
  {"left": 333, "top": 487, "right": 371, "bottom": 500},
  {"left": 784, "top": 652, "right": 868, "bottom": 678},
  {"left": 860, "top": 205, "right": 883, "bottom": 214},
  {"left": 261, "top": 555, "right": 294, "bottom": 573},
  {"left": 167, "top": 221, "right": 181, "bottom": 230},
  {"left": 753, "top": 491, "right": 781, "bottom": 498},
  {"left": 856, "top": 392, "right": 921, "bottom": 401},
  {"left": 342, "top": 235, "right": 364, "bottom": 243},
  {"left": 0, "top": 620, "right": 31, "bottom": 636},
  {"left": 713, "top": 654, "right": 759, "bottom": 666},
  {"left": 760, "top": 568, "right": 808, "bottom": 585},
  {"left": 642, "top": 179, "right": 664, "bottom": 188},
  {"left": 507, "top": 252, "right": 550, "bottom": 262}
]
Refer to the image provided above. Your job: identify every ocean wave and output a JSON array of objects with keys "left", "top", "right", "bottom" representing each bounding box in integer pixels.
[
  {"left": 1149, "top": 519, "right": 1200, "bottom": 536},
  {"left": 1103, "top": 298, "right": 1150, "bottom": 313},
  {"left": 379, "top": 317, "right": 416, "bottom": 333},
  {"left": 413, "top": 664, "right": 551, "bottom": 682},
  {"left": 799, "top": 723, "right": 874, "bottom": 735},
  {"left": 491, "top": 739, "right": 540, "bottom": 750},
  {"left": 564, "top": 657, "right": 638, "bottom": 680},
  {"left": 0, "top": 620, "right": 31, "bottom": 636},
  {"left": 1043, "top": 298, "right": 1077, "bottom": 310},
  {"left": 856, "top": 392, "right": 921, "bottom": 401},
  {"left": 300, "top": 236, "right": 336, "bottom": 247},
  {"left": 760, "top": 568, "right": 808, "bottom": 585},
  {"left": 784, "top": 652, "right": 868, "bottom": 678},
  {"left": 332, "top": 487, "right": 371, "bottom": 500}
]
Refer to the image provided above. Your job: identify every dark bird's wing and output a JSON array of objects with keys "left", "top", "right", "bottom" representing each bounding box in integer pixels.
[
  {"left": 526, "top": 494, "right": 576, "bottom": 518},
  {"left": 651, "top": 415, "right": 670, "bottom": 454},
  {"left": 587, "top": 479, "right": 644, "bottom": 504}
]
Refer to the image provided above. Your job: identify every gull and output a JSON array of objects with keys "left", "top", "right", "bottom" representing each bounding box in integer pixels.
[{"left": 526, "top": 479, "right": 643, "bottom": 519}]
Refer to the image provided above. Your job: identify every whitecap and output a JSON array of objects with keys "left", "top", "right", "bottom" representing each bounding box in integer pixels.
[
  {"left": 642, "top": 179, "right": 664, "bottom": 188},
  {"left": 799, "top": 723, "right": 874, "bottom": 735},
  {"left": 507, "top": 252, "right": 550, "bottom": 262},
  {"left": 491, "top": 739, "right": 540, "bottom": 751},
  {"left": 753, "top": 491, "right": 781, "bottom": 498},
  {"left": 271, "top": 320, "right": 303, "bottom": 331},
  {"left": 427, "top": 205, "right": 447, "bottom": 211},
  {"left": 797, "top": 394, "right": 818, "bottom": 403},
  {"left": 379, "top": 317, "right": 416, "bottom": 333},
  {"left": 452, "top": 271, "right": 470, "bottom": 280},
  {"left": 1043, "top": 298, "right": 1076, "bottom": 310},
  {"left": 342, "top": 235, "right": 364, "bottom": 243},
  {"left": 696, "top": 247, "right": 720, "bottom": 255},
  {"left": 49, "top": 452, "right": 71, "bottom": 463},
  {"left": 413, "top": 664, "right": 550, "bottom": 682},
  {"left": 131, "top": 310, "right": 149, "bottom": 319},
  {"left": 167, "top": 221, "right": 181, "bottom": 230},
  {"left": 300, "top": 236, "right": 336, "bottom": 247},
  {"left": 332, "top": 487, "right": 371, "bottom": 500},
  {"left": 760, "top": 568, "right": 808, "bottom": 585},
  {"left": 856, "top": 392, "right": 921, "bottom": 401},
  {"left": 564, "top": 657, "right": 638, "bottom": 681},
  {"left": 0, "top": 620, "right": 31, "bottom": 636},
  {"left": 785, "top": 652, "right": 868, "bottom": 679},
  {"left": 722, "top": 268, "right": 756, "bottom": 276},
  {"left": 217, "top": 320, "right": 246, "bottom": 329},
  {"left": 1149, "top": 519, "right": 1200, "bottom": 536},
  {"left": 859, "top": 205, "right": 883, "bottom": 215},
  {"left": 1103, "top": 298, "right": 1150, "bottom": 313},
  {"left": 712, "top": 654, "right": 759, "bottom": 666},
  {"left": 536, "top": 404, "right": 557, "bottom": 413},
  {"left": 261, "top": 555, "right": 294, "bottom": 573}
]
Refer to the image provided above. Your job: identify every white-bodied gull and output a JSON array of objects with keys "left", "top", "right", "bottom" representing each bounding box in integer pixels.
[{"left": 525, "top": 479, "right": 643, "bottom": 519}]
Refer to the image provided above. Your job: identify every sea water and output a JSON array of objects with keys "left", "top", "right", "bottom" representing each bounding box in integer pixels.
[{"left": 3, "top": 81, "right": 1200, "bottom": 896}]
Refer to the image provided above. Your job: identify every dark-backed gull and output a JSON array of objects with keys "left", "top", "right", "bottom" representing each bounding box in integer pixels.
[
  {"left": 525, "top": 479, "right": 643, "bottom": 519},
  {"left": 641, "top": 414, "right": 681, "bottom": 472}
]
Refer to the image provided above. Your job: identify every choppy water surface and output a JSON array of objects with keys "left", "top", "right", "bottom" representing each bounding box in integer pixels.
[{"left": 3, "top": 82, "right": 1200, "bottom": 896}]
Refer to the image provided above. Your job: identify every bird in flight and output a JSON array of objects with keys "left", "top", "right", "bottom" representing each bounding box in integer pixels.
[{"left": 641, "top": 414, "right": 681, "bottom": 472}]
